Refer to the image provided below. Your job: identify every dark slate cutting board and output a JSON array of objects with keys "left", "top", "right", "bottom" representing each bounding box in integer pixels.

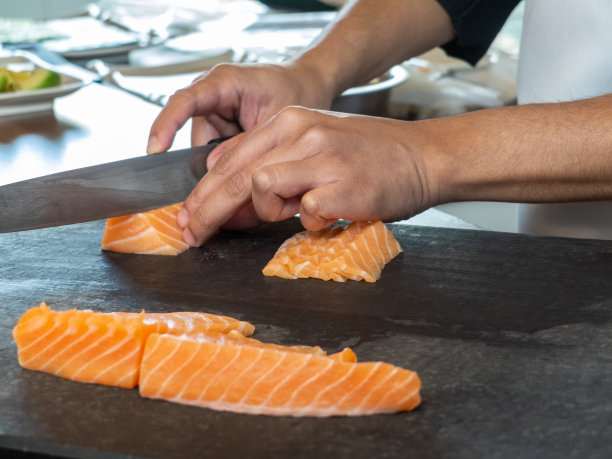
[{"left": 1, "top": 218, "right": 612, "bottom": 459}]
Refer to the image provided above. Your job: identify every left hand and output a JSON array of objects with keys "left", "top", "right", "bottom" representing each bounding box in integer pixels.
[{"left": 177, "top": 106, "right": 440, "bottom": 246}]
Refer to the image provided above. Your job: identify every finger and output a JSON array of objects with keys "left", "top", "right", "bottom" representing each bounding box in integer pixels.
[
  {"left": 179, "top": 131, "right": 283, "bottom": 245},
  {"left": 191, "top": 115, "right": 220, "bottom": 147},
  {"left": 206, "top": 133, "right": 246, "bottom": 170},
  {"left": 147, "top": 84, "right": 220, "bottom": 154},
  {"left": 192, "top": 113, "right": 243, "bottom": 147},
  {"left": 299, "top": 184, "right": 346, "bottom": 231},
  {"left": 251, "top": 159, "right": 322, "bottom": 222},
  {"left": 221, "top": 203, "right": 263, "bottom": 231}
]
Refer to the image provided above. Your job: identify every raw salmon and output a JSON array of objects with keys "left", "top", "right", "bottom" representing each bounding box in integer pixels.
[
  {"left": 181, "top": 329, "right": 356, "bottom": 362},
  {"left": 101, "top": 203, "right": 188, "bottom": 255},
  {"left": 139, "top": 333, "right": 420, "bottom": 417},
  {"left": 13, "top": 302, "right": 254, "bottom": 388},
  {"left": 263, "top": 221, "right": 402, "bottom": 282}
]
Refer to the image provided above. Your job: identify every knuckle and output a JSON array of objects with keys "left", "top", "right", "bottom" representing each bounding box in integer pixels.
[
  {"left": 190, "top": 206, "right": 213, "bottom": 236},
  {"left": 300, "top": 192, "right": 321, "bottom": 217},
  {"left": 224, "top": 171, "right": 248, "bottom": 198},
  {"left": 251, "top": 167, "right": 275, "bottom": 195},
  {"left": 167, "top": 88, "right": 194, "bottom": 106},
  {"left": 210, "top": 149, "right": 234, "bottom": 177},
  {"left": 276, "top": 105, "right": 308, "bottom": 126},
  {"left": 298, "top": 124, "right": 327, "bottom": 148}
]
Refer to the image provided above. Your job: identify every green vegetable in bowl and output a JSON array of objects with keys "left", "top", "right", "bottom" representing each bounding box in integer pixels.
[
  {"left": 0, "top": 73, "right": 8, "bottom": 92},
  {"left": 0, "top": 67, "right": 61, "bottom": 92}
]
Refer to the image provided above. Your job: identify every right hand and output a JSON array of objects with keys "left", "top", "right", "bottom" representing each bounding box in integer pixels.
[{"left": 146, "top": 61, "right": 334, "bottom": 156}]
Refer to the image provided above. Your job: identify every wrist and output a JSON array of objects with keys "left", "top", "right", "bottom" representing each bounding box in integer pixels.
[{"left": 287, "top": 50, "right": 346, "bottom": 109}]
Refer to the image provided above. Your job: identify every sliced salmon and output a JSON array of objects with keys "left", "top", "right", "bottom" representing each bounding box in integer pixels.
[
  {"left": 13, "top": 302, "right": 255, "bottom": 388},
  {"left": 183, "top": 329, "right": 356, "bottom": 362},
  {"left": 101, "top": 203, "right": 188, "bottom": 255},
  {"left": 139, "top": 333, "right": 420, "bottom": 417},
  {"left": 263, "top": 221, "right": 402, "bottom": 282}
]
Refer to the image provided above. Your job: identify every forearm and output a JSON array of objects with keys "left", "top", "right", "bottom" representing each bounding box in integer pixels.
[
  {"left": 420, "top": 94, "right": 612, "bottom": 206},
  {"left": 291, "top": 0, "right": 453, "bottom": 103}
]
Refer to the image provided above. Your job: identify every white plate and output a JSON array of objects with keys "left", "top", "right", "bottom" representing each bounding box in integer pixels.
[{"left": 0, "top": 55, "right": 87, "bottom": 117}]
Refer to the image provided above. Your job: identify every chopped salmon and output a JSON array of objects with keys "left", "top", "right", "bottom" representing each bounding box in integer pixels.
[
  {"left": 13, "top": 302, "right": 254, "bottom": 388},
  {"left": 101, "top": 203, "right": 188, "bottom": 255},
  {"left": 139, "top": 333, "right": 420, "bottom": 417},
  {"left": 263, "top": 221, "right": 402, "bottom": 282}
]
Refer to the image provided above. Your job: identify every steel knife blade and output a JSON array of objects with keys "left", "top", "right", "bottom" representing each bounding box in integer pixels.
[{"left": 0, "top": 142, "right": 217, "bottom": 233}]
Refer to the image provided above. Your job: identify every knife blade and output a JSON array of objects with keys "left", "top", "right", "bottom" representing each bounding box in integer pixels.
[{"left": 0, "top": 142, "right": 217, "bottom": 233}]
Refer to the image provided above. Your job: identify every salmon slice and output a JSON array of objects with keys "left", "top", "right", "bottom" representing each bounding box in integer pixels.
[
  {"left": 139, "top": 333, "right": 420, "bottom": 417},
  {"left": 13, "top": 302, "right": 255, "bottom": 389},
  {"left": 184, "top": 329, "right": 356, "bottom": 362},
  {"left": 263, "top": 221, "right": 402, "bottom": 282},
  {"left": 101, "top": 203, "right": 188, "bottom": 255},
  {"left": 112, "top": 311, "right": 255, "bottom": 337}
]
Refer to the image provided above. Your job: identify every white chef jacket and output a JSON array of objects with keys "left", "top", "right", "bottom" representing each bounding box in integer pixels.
[{"left": 516, "top": 0, "right": 612, "bottom": 239}]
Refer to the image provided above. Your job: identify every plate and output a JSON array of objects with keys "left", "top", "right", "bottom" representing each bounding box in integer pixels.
[{"left": 0, "top": 55, "right": 87, "bottom": 117}]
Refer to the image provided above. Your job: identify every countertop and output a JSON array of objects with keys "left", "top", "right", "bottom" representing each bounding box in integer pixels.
[{"left": 1, "top": 218, "right": 612, "bottom": 458}]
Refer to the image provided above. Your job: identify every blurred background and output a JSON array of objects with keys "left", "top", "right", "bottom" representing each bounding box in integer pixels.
[{"left": 1, "top": 0, "right": 525, "bottom": 232}]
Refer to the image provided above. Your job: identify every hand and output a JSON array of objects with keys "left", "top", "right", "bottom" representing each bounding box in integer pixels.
[
  {"left": 177, "top": 106, "right": 440, "bottom": 246},
  {"left": 146, "top": 62, "right": 334, "bottom": 154}
]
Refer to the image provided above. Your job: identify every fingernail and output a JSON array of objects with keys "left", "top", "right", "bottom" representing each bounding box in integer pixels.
[
  {"left": 183, "top": 228, "right": 196, "bottom": 247},
  {"left": 177, "top": 207, "right": 189, "bottom": 227},
  {"left": 146, "top": 135, "right": 161, "bottom": 155}
]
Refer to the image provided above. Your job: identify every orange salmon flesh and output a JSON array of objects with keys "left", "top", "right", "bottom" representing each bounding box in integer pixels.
[{"left": 263, "top": 221, "right": 402, "bottom": 282}]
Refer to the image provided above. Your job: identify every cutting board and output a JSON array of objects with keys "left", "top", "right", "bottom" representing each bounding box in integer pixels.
[{"left": 1, "top": 218, "right": 612, "bottom": 458}]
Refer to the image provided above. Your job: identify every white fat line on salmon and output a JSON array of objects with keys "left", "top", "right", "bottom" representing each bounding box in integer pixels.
[
  {"left": 139, "top": 335, "right": 181, "bottom": 389},
  {"left": 259, "top": 352, "right": 315, "bottom": 408},
  {"left": 147, "top": 213, "right": 183, "bottom": 236},
  {"left": 362, "top": 225, "right": 382, "bottom": 271},
  {"left": 70, "top": 327, "right": 125, "bottom": 379},
  {"left": 284, "top": 357, "right": 335, "bottom": 409},
  {"left": 214, "top": 347, "right": 265, "bottom": 404},
  {"left": 168, "top": 343, "right": 222, "bottom": 401},
  {"left": 369, "top": 224, "right": 383, "bottom": 264},
  {"left": 145, "top": 244, "right": 179, "bottom": 255},
  {"left": 382, "top": 226, "right": 397, "bottom": 258},
  {"left": 113, "top": 350, "right": 142, "bottom": 388},
  {"left": 18, "top": 318, "right": 60, "bottom": 358},
  {"left": 56, "top": 325, "right": 115, "bottom": 377},
  {"left": 237, "top": 350, "right": 290, "bottom": 406},
  {"left": 89, "top": 334, "right": 139, "bottom": 383},
  {"left": 151, "top": 339, "right": 204, "bottom": 398},
  {"left": 106, "top": 214, "right": 138, "bottom": 229},
  {"left": 368, "top": 370, "right": 417, "bottom": 413},
  {"left": 102, "top": 226, "right": 157, "bottom": 248},
  {"left": 389, "top": 383, "right": 421, "bottom": 412},
  {"left": 347, "top": 241, "right": 372, "bottom": 278},
  {"left": 175, "top": 312, "right": 208, "bottom": 333},
  {"left": 194, "top": 344, "right": 245, "bottom": 401},
  {"left": 38, "top": 323, "right": 98, "bottom": 372},
  {"left": 334, "top": 362, "right": 381, "bottom": 412},
  {"left": 343, "top": 245, "right": 369, "bottom": 281},
  {"left": 19, "top": 319, "right": 72, "bottom": 368},
  {"left": 348, "top": 365, "right": 399, "bottom": 415},
  {"left": 296, "top": 360, "right": 357, "bottom": 416}
]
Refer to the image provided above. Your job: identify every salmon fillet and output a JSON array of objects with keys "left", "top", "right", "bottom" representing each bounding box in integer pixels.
[
  {"left": 13, "top": 302, "right": 254, "bottom": 388},
  {"left": 139, "top": 333, "right": 420, "bottom": 417},
  {"left": 101, "top": 203, "right": 188, "bottom": 255},
  {"left": 180, "top": 329, "right": 356, "bottom": 362},
  {"left": 263, "top": 221, "right": 402, "bottom": 282}
]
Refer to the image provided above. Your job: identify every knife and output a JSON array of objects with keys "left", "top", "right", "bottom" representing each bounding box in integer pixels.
[{"left": 0, "top": 141, "right": 220, "bottom": 233}]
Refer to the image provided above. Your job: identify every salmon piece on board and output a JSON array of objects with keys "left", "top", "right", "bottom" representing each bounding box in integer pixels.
[
  {"left": 13, "top": 302, "right": 255, "bottom": 388},
  {"left": 101, "top": 203, "right": 188, "bottom": 255},
  {"left": 263, "top": 221, "right": 402, "bottom": 282},
  {"left": 139, "top": 333, "right": 420, "bottom": 417},
  {"left": 111, "top": 311, "right": 255, "bottom": 337},
  {"left": 181, "top": 329, "right": 356, "bottom": 362}
]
